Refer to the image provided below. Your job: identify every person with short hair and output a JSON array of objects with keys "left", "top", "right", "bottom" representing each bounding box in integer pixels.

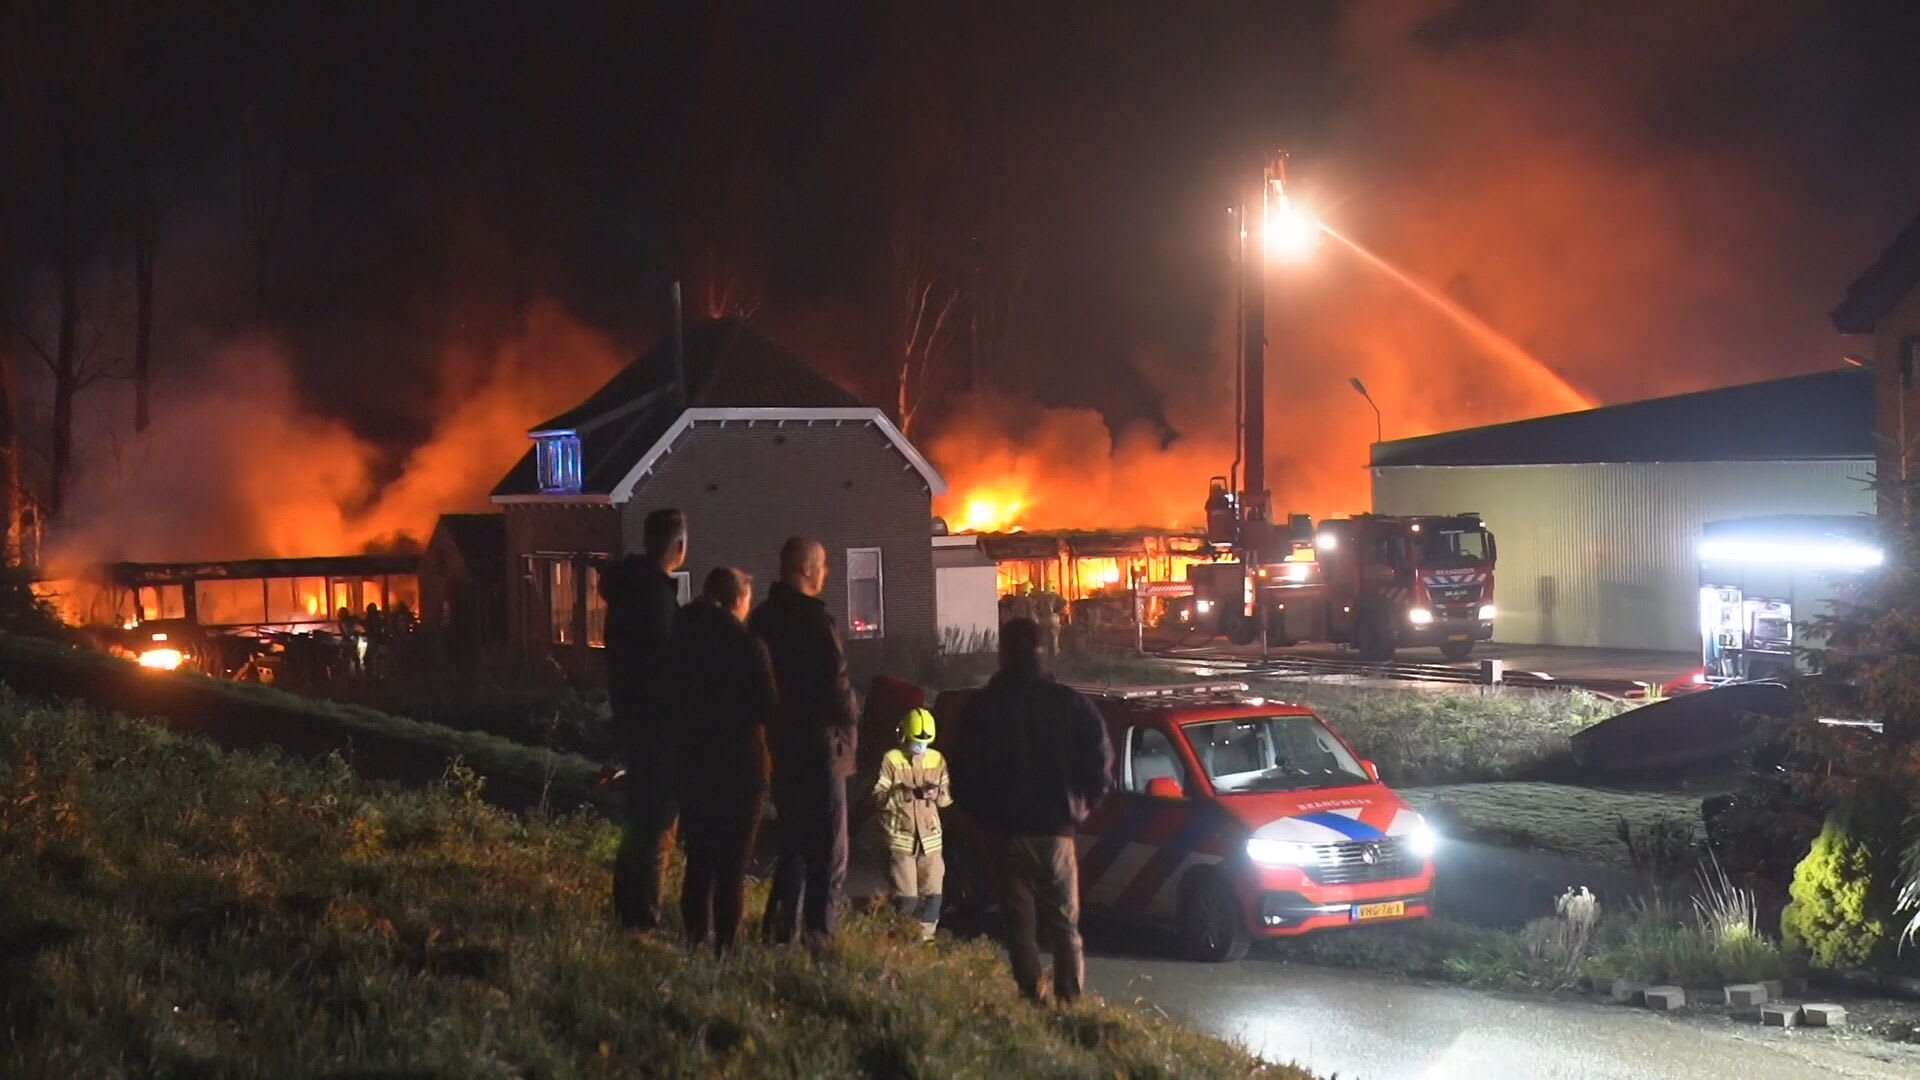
[
  {"left": 751, "top": 536, "right": 859, "bottom": 946},
  {"left": 602, "top": 507, "right": 688, "bottom": 932},
  {"left": 668, "top": 566, "right": 776, "bottom": 955},
  {"left": 951, "top": 617, "right": 1113, "bottom": 1004}
]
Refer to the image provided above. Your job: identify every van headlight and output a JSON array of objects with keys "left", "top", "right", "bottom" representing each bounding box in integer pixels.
[
  {"left": 1408, "top": 607, "right": 1434, "bottom": 626},
  {"left": 1409, "top": 820, "right": 1439, "bottom": 858},
  {"left": 1196, "top": 599, "right": 1213, "bottom": 613},
  {"left": 1477, "top": 604, "right": 1496, "bottom": 622},
  {"left": 1246, "top": 838, "right": 1319, "bottom": 866}
]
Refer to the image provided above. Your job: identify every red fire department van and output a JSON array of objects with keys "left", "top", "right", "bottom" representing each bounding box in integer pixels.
[{"left": 934, "top": 681, "right": 1436, "bottom": 962}]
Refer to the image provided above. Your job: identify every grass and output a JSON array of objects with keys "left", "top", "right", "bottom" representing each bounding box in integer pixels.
[
  {"left": 0, "top": 693, "right": 1313, "bottom": 1078},
  {"left": 0, "top": 631, "right": 609, "bottom": 816},
  {"left": 1403, "top": 782, "right": 1706, "bottom": 867},
  {"left": 1266, "top": 683, "right": 1627, "bottom": 785}
]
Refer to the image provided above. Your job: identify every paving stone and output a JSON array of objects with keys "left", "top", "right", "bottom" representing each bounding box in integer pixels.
[
  {"left": 1802, "top": 1004, "right": 1847, "bottom": 1028},
  {"left": 1724, "top": 984, "right": 1769, "bottom": 1007},
  {"left": 1760, "top": 1004, "right": 1801, "bottom": 1028},
  {"left": 1644, "top": 986, "right": 1686, "bottom": 1011},
  {"left": 1609, "top": 979, "right": 1646, "bottom": 1004}
]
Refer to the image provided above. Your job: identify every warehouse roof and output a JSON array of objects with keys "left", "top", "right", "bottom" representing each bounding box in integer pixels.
[
  {"left": 1832, "top": 210, "right": 1920, "bottom": 335},
  {"left": 1370, "top": 367, "right": 1873, "bottom": 468}
]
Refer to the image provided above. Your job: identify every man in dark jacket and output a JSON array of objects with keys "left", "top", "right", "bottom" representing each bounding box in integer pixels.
[
  {"left": 951, "top": 617, "right": 1113, "bottom": 1004},
  {"left": 750, "top": 536, "right": 859, "bottom": 946},
  {"left": 668, "top": 566, "right": 777, "bottom": 955},
  {"left": 601, "top": 508, "right": 687, "bottom": 932}
]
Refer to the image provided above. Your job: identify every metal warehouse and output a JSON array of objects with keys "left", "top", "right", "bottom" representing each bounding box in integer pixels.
[{"left": 1369, "top": 368, "right": 1875, "bottom": 652}]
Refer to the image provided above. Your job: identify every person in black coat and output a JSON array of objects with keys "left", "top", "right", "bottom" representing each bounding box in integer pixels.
[
  {"left": 668, "top": 567, "right": 777, "bottom": 955},
  {"left": 951, "top": 618, "right": 1113, "bottom": 1004},
  {"left": 601, "top": 508, "right": 687, "bottom": 932},
  {"left": 749, "top": 536, "right": 860, "bottom": 946}
]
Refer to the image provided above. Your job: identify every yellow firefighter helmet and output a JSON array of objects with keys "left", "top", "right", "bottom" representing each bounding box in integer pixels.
[{"left": 901, "top": 707, "right": 936, "bottom": 746}]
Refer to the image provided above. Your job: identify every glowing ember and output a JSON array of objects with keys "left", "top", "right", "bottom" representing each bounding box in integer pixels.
[{"left": 138, "top": 648, "right": 185, "bottom": 671}]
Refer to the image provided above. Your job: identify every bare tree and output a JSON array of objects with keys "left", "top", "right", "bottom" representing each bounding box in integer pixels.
[
  {"left": 131, "top": 155, "right": 154, "bottom": 432},
  {"left": 890, "top": 241, "right": 962, "bottom": 438}
]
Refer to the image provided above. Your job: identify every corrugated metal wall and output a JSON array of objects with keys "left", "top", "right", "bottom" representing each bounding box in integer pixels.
[{"left": 1372, "top": 460, "right": 1874, "bottom": 650}]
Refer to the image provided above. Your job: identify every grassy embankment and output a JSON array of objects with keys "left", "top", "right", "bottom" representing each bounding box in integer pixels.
[
  {"left": 0, "top": 631, "right": 608, "bottom": 815},
  {"left": 0, "top": 694, "right": 1313, "bottom": 1078}
]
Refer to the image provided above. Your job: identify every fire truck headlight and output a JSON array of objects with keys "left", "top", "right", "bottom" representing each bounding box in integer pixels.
[
  {"left": 1195, "top": 599, "right": 1213, "bottom": 613},
  {"left": 1477, "top": 604, "right": 1496, "bottom": 622},
  {"left": 1408, "top": 607, "right": 1434, "bottom": 626},
  {"left": 1247, "top": 838, "right": 1319, "bottom": 866},
  {"left": 1315, "top": 531, "right": 1338, "bottom": 552},
  {"left": 1284, "top": 562, "right": 1310, "bottom": 582},
  {"left": 1409, "top": 820, "right": 1439, "bottom": 858}
]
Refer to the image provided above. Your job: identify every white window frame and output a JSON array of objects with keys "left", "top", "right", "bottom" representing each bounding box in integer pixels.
[
  {"left": 535, "top": 433, "right": 584, "bottom": 494},
  {"left": 846, "top": 546, "right": 884, "bottom": 640},
  {"left": 585, "top": 560, "right": 608, "bottom": 649},
  {"left": 548, "top": 558, "right": 577, "bottom": 645}
]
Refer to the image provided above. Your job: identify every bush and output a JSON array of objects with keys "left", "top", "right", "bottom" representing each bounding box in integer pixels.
[{"left": 1782, "top": 815, "right": 1889, "bottom": 969}]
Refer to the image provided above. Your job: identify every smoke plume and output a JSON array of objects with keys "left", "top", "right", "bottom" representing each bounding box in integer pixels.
[{"left": 48, "top": 303, "right": 624, "bottom": 572}]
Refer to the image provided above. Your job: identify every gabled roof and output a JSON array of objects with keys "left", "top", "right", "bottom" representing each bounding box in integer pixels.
[
  {"left": 1832, "top": 210, "right": 1920, "bottom": 335},
  {"left": 1370, "top": 367, "right": 1874, "bottom": 468},
  {"left": 493, "top": 319, "right": 941, "bottom": 500},
  {"left": 428, "top": 513, "right": 506, "bottom": 566}
]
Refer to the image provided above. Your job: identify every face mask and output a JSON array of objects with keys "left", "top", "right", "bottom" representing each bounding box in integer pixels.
[{"left": 907, "top": 741, "right": 929, "bottom": 756}]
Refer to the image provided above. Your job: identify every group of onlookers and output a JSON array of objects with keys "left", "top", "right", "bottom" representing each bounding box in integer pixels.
[{"left": 600, "top": 507, "right": 1113, "bottom": 1003}]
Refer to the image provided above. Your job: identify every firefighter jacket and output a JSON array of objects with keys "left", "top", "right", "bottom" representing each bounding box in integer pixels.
[{"left": 873, "top": 747, "right": 951, "bottom": 853}]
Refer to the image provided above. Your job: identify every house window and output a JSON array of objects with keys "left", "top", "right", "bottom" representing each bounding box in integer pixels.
[
  {"left": 536, "top": 433, "right": 583, "bottom": 494},
  {"left": 847, "top": 547, "right": 883, "bottom": 639},
  {"left": 549, "top": 559, "right": 577, "bottom": 645},
  {"left": 585, "top": 563, "right": 607, "bottom": 648}
]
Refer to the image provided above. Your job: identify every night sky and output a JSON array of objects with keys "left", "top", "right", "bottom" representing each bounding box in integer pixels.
[{"left": 6, "top": 0, "right": 1920, "bottom": 554}]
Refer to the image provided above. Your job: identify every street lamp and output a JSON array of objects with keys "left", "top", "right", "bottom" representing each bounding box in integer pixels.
[{"left": 1349, "top": 376, "right": 1382, "bottom": 444}]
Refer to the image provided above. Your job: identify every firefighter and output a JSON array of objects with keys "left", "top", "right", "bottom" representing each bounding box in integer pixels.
[
  {"left": 873, "top": 707, "right": 950, "bottom": 941},
  {"left": 1002, "top": 582, "right": 1038, "bottom": 625},
  {"left": 1035, "top": 588, "right": 1064, "bottom": 660}
]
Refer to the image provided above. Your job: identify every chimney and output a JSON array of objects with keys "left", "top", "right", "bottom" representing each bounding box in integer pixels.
[{"left": 670, "top": 280, "right": 688, "bottom": 412}]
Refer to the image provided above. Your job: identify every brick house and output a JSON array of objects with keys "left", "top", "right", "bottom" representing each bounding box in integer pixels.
[
  {"left": 489, "top": 319, "right": 945, "bottom": 680},
  {"left": 1832, "top": 211, "right": 1920, "bottom": 521}
]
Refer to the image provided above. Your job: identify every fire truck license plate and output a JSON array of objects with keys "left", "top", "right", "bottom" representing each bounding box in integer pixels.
[{"left": 1352, "top": 901, "right": 1406, "bottom": 921}]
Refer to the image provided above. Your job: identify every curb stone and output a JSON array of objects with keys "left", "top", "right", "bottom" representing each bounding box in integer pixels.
[
  {"left": 1724, "top": 984, "right": 1768, "bottom": 1008},
  {"left": 1802, "top": 1004, "right": 1847, "bottom": 1028},
  {"left": 1760, "top": 1004, "right": 1800, "bottom": 1028},
  {"left": 1644, "top": 986, "right": 1685, "bottom": 1012}
]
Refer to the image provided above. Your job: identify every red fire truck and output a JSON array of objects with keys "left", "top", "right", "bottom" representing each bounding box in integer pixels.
[{"left": 1176, "top": 502, "right": 1498, "bottom": 661}]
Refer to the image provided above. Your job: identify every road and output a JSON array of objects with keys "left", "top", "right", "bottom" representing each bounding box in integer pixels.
[{"left": 1083, "top": 952, "right": 1920, "bottom": 1079}]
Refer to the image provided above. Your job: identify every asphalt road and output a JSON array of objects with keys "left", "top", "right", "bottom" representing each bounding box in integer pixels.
[{"left": 1083, "top": 952, "right": 1920, "bottom": 1079}]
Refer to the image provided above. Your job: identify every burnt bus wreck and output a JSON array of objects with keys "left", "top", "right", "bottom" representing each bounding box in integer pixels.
[{"left": 98, "top": 554, "right": 421, "bottom": 681}]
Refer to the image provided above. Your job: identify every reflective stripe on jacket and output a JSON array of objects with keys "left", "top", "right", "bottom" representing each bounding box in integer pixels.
[{"left": 873, "top": 747, "right": 951, "bottom": 853}]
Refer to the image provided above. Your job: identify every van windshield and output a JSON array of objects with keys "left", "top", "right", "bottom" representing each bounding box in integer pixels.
[{"left": 1183, "top": 715, "right": 1371, "bottom": 794}]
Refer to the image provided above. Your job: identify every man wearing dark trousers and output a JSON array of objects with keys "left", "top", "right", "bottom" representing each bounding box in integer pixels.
[
  {"left": 951, "top": 618, "right": 1113, "bottom": 1004},
  {"left": 668, "top": 567, "right": 777, "bottom": 955},
  {"left": 601, "top": 508, "right": 687, "bottom": 932},
  {"left": 750, "top": 537, "right": 859, "bottom": 947}
]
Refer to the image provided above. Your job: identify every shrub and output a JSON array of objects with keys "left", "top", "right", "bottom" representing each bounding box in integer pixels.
[
  {"left": 1520, "top": 887, "right": 1601, "bottom": 985},
  {"left": 1781, "top": 816, "right": 1888, "bottom": 969}
]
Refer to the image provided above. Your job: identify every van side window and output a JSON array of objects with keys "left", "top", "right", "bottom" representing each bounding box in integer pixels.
[{"left": 1127, "top": 726, "right": 1187, "bottom": 796}]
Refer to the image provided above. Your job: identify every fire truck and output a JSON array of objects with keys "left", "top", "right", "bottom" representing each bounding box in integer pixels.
[{"left": 1177, "top": 492, "right": 1497, "bottom": 660}]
